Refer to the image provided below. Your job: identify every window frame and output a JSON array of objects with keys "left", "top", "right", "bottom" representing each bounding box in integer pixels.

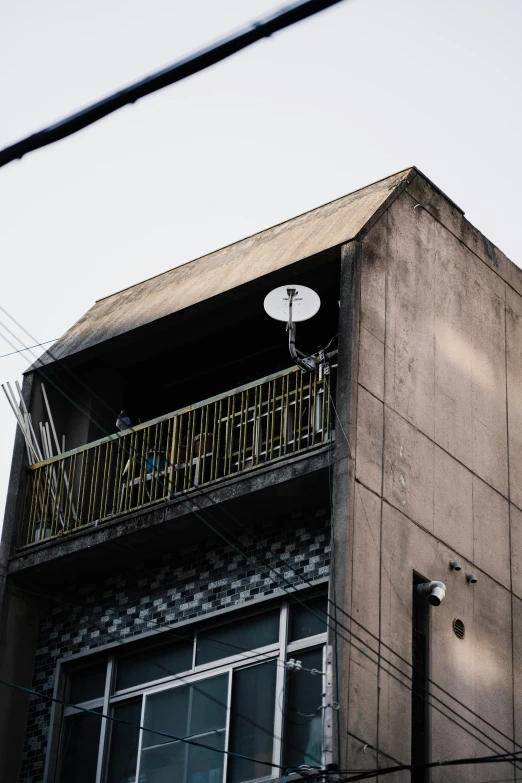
[{"left": 47, "top": 587, "right": 328, "bottom": 783}]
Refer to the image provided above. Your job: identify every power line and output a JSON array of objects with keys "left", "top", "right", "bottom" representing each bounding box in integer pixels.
[
  {"left": 0, "top": 677, "right": 286, "bottom": 773},
  {"left": 332, "top": 746, "right": 522, "bottom": 783},
  {"left": 1, "top": 314, "right": 519, "bottom": 763},
  {"left": 0, "top": 0, "right": 346, "bottom": 170},
  {"left": 0, "top": 331, "right": 513, "bottom": 766},
  {"left": 0, "top": 339, "right": 56, "bottom": 359},
  {"left": 2, "top": 674, "right": 519, "bottom": 783}
]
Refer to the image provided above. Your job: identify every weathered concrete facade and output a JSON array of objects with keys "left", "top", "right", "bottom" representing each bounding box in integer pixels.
[
  {"left": 338, "top": 176, "right": 522, "bottom": 781},
  {"left": 2, "top": 167, "right": 522, "bottom": 783}
]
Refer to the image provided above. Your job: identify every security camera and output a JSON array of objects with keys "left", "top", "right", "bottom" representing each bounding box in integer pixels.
[
  {"left": 416, "top": 581, "right": 447, "bottom": 606},
  {"left": 449, "top": 560, "right": 461, "bottom": 571},
  {"left": 466, "top": 573, "right": 478, "bottom": 584}
]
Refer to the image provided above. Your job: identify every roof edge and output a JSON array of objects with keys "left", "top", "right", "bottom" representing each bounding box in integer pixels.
[{"left": 95, "top": 166, "right": 416, "bottom": 304}]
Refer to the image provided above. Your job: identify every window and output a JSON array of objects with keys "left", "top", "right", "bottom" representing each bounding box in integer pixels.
[{"left": 55, "top": 592, "right": 327, "bottom": 783}]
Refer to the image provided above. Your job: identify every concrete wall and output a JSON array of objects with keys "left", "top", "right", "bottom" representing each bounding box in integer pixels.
[{"left": 342, "top": 180, "right": 522, "bottom": 782}]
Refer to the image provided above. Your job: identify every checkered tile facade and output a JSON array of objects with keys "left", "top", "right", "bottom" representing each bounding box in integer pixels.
[{"left": 20, "top": 507, "right": 331, "bottom": 782}]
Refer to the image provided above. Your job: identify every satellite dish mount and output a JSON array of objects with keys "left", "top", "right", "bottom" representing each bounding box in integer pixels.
[{"left": 264, "top": 285, "right": 322, "bottom": 373}]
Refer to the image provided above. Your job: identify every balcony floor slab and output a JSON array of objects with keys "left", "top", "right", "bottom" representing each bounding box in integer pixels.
[{"left": 8, "top": 446, "right": 332, "bottom": 586}]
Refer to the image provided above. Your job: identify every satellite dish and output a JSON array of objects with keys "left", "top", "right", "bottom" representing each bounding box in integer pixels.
[
  {"left": 264, "top": 285, "right": 321, "bottom": 373},
  {"left": 264, "top": 285, "right": 321, "bottom": 323}
]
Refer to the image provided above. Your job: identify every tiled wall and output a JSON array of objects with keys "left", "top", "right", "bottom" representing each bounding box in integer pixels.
[{"left": 20, "top": 507, "right": 331, "bottom": 782}]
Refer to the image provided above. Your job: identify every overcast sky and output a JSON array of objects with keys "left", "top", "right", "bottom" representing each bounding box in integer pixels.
[{"left": 1, "top": 0, "right": 521, "bottom": 530}]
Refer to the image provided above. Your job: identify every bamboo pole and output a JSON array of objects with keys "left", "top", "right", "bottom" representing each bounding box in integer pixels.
[
  {"left": 12, "top": 382, "right": 43, "bottom": 461},
  {"left": 1, "top": 384, "right": 39, "bottom": 462}
]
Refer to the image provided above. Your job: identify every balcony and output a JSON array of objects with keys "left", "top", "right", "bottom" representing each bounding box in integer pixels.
[{"left": 19, "top": 362, "right": 335, "bottom": 549}]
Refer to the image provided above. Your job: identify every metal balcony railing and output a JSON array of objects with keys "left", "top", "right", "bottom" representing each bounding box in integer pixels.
[{"left": 19, "top": 362, "right": 335, "bottom": 548}]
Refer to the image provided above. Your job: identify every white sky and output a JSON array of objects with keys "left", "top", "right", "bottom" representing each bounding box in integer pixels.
[{"left": 1, "top": 0, "right": 521, "bottom": 531}]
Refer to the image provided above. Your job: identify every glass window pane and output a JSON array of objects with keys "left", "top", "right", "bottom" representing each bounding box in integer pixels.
[
  {"left": 284, "top": 648, "right": 324, "bottom": 769},
  {"left": 139, "top": 741, "right": 186, "bottom": 783},
  {"left": 228, "top": 661, "right": 277, "bottom": 783},
  {"left": 140, "top": 733, "right": 225, "bottom": 783},
  {"left": 140, "top": 674, "right": 229, "bottom": 783},
  {"left": 142, "top": 685, "right": 190, "bottom": 749},
  {"left": 59, "top": 710, "right": 102, "bottom": 783},
  {"left": 196, "top": 610, "right": 279, "bottom": 666},
  {"left": 69, "top": 661, "right": 107, "bottom": 704},
  {"left": 116, "top": 640, "right": 193, "bottom": 691},
  {"left": 289, "top": 596, "right": 328, "bottom": 642},
  {"left": 187, "top": 730, "right": 225, "bottom": 783},
  {"left": 106, "top": 699, "right": 142, "bottom": 783},
  {"left": 189, "top": 674, "right": 229, "bottom": 736}
]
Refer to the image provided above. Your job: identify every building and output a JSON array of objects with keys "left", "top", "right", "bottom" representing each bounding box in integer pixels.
[{"left": 2, "top": 167, "right": 522, "bottom": 783}]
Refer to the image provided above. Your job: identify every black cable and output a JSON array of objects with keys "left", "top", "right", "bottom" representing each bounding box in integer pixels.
[
  {"left": 1, "top": 344, "right": 514, "bottom": 767},
  {"left": 0, "top": 0, "right": 346, "bottom": 169},
  {"left": 0, "top": 325, "right": 333, "bottom": 765},
  {"left": 0, "top": 677, "right": 285, "bottom": 772},
  {"left": 333, "top": 746, "right": 522, "bottom": 783},
  {"left": 2, "top": 316, "right": 520, "bottom": 763},
  {"left": 0, "top": 358, "right": 511, "bottom": 771},
  {"left": 327, "top": 389, "right": 522, "bottom": 754},
  {"left": 0, "top": 577, "right": 288, "bottom": 738},
  {"left": 0, "top": 339, "right": 57, "bottom": 359},
  {"left": 345, "top": 731, "right": 403, "bottom": 766}
]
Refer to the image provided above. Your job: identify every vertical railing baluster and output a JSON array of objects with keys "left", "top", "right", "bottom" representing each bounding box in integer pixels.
[
  {"left": 167, "top": 416, "right": 177, "bottom": 498},
  {"left": 149, "top": 423, "right": 159, "bottom": 503},
  {"left": 28, "top": 468, "right": 41, "bottom": 543},
  {"left": 216, "top": 399, "right": 224, "bottom": 481},
  {"left": 210, "top": 401, "right": 218, "bottom": 482},
  {"left": 112, "top": 438, "right": 123, "bottom": 516},
  {"left": 41, "top": 465, "right": 54, "bottom": 535},
  {"left": 200, "top": 403, "right": 210, "bottom": 485},
  {"left": 185, "top": 409, "right": 196, "bottom": 490},
  {"left": 176, "top": 413, "right": 186, "bottom": 494},
  {"left": 28, "top": 470, "right": 37, "bottom": 545}
]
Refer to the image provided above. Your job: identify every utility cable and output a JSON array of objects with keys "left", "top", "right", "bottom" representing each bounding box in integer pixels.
[
  {"left": 332, "top": 746, "right": 522, "bottom": 783},
  {"left": 0, "top": 677, "right": 286, "bottom": 772},
  {"left": 1, "top": 332, "right": 515, "bottom": 766},
  {"left": 0, "top": 339, "right": 57, "bottom": 359},
  {"left": 1, "top": 572, "right": 323, "bottom": 678},
  {"left": 0, "top": 0, "right": 346, "bottom": 169},
  {"left": 0, "top": 345, "right": 514, "bottom": 769},
  {"left": 327, "top": 386, "right": 522, "bottom": 755},
  {"left": 1, "top": 316, "right": 520, "bottom": 762},
  {"left": 1, "top": 576, "right": 321, "bottom": 761}
]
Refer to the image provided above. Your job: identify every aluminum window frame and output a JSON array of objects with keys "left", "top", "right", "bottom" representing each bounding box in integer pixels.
[{"left": 48, "top": 591, "right": 328, "bottom": 783}]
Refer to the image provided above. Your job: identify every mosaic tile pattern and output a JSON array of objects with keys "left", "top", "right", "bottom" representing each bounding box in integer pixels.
[{"left": 20, "top": 507, "right": 330, "bottom": 782}]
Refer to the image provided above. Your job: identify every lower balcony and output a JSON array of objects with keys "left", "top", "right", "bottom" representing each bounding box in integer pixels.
[{"left": 19, "top": 362, "right": 335, "bottom": 550}]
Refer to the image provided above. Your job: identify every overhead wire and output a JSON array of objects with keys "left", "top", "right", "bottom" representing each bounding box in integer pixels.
[
  {"left": 0, "top": 677, "right": 286, "bottom": 773},
  {"left": 0, "top": 315, "right": 335, "bottom": 761},
  {"left": 0, "top": 319, "right": 518, "bottom": 768},
  {"left": 0, "top": 0, "right": 347, "bottom": 169},
  {"left": 0, "top": 325, "right": 514, "bottom": 773},
  {"left": 1, "top": 0, "right": 512, "bottom": 771},
  {"left": 0, "top": 326, "right": 332, "bottom": 767},
  {"left": 1, "top": 314, "right": 520, "bottom": 765},
  {"left": 0, "top": 0, "right": 509, "bottom": 770},
  {"left": 327, "top": 385, "right": 522, "bottom": 757},
  {"left": 331, "top": 746, "right": 522, "bottom": 783},
  {"left": 1, "top": 581, "right": 328, "bottom": 769},
  {"left": 0, "top": 339, "right": 57, "bottom": 359}
]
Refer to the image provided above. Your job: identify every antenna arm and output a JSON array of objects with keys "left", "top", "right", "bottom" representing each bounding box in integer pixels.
[{"left": 287, "top": 289, "right": 316, "bottom": 372}]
